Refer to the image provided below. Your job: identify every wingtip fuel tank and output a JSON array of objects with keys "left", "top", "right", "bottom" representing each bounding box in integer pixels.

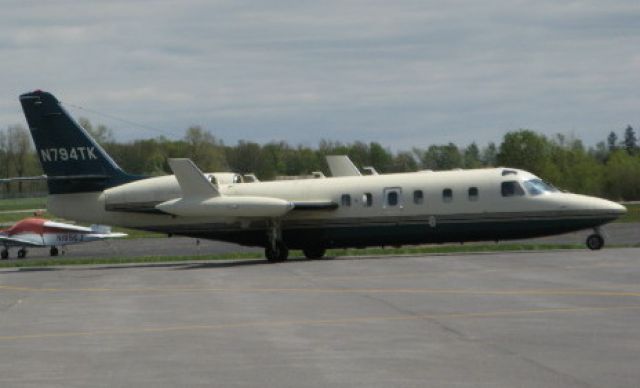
[{"left": 156, "top": 196, "right": 294, "bottom": 218}]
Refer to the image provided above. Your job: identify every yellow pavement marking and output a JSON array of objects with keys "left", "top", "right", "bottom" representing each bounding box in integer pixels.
[
  {"left": 1, "top": 284, "right": 640, "bottom": 298},
  {"left": 1, "top": 304, "right": 639, "bottom": 342}
]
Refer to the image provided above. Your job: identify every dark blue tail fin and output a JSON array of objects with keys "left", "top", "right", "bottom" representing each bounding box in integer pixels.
[{"left": 19, "top": 90, "right": 143, "bottom": 194}]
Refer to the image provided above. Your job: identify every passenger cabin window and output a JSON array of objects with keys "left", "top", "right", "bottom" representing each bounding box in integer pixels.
[
  {"left": 501, "top": 181, "right": 525, "bottom": 197},
  {"left": 363, "top": 193, "right": 373, "bottom": 207},
  {"left": 442, "top": 188, "right": 453, "bottom": 203},
  {"left": 383, "top": 188, "right": 402, "bottom": 208},
  {"left": 413, "top": 190, "right": 424, "bottom": 205},
  {"left": 468, "top": 187, "right": 479, "bottom": 201},
  {"left": 341, "top": 194, "right": 351, "bottom": 207}
]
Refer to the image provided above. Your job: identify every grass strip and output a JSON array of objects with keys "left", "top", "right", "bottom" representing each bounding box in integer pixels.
[{"left": 0, "top": 243, "right": 621, "bottom": 269}]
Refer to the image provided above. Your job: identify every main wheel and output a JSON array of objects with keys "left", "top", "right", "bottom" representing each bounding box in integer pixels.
[
  {"left": 302, "top": 246, "right": 326, "bottom": 259},
  {"left": 1, "top": 249, "right": 8, "bottom": 260},
  {"left": 586, "top": 234, "right": 604, "bottom": 250},
  {"left": 265, "top": 241, "right": 289, "bottom": 262},
  {"left": 50, "top": 246, "right": 59, "bottom": 256},
  {"left": 17, "top": 248, "right": 27, "bottom": 259}
]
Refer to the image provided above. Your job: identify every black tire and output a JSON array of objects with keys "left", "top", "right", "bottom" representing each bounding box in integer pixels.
[
  {"left": 265, "top": 241, "right": 289, "bottom": 262},
  {"left": 302, "top": 246, "right": 326, "bottom": 259},
  {"left": 50, "top": 247, "right": 59, "bottom": 256},
  {"left": 586, "top": 234, "right": 604, "bottom": 250},
  {"left": 17, "top": 249, "right": 27, "bottom": 259},
  {"left": 1, "top": 249, "right": 8, "bottom": 260}
]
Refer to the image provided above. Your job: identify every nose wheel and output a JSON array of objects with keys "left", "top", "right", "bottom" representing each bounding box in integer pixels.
[{"left": 586, "top": 233, "right": 604, "bottom": 250}]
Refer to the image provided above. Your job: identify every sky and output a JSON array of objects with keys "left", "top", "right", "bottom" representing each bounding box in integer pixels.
[{"left": 1, "top": 0, "right": 639, "bottom": 151}]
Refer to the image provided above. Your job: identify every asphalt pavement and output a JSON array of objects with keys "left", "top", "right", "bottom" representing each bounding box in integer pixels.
[{"left": 1, "top": 248, "right": 640, "bottom": 387}]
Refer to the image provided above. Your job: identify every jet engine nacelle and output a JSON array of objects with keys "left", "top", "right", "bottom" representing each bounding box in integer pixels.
[{"left": 156, "top": 196, "right": 294, "bottom": 218}]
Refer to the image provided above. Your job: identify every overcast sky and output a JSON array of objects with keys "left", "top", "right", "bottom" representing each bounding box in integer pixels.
[{"left": 1, "top": 0, "right": 638, "bottom": 150}]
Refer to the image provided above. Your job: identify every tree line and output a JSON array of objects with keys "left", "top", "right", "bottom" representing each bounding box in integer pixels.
[{"left": 1, "top": 119, "right": 639, "bottom": 200}]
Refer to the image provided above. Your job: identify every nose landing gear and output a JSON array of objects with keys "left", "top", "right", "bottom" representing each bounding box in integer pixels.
[{"left": 586, "top": 229, "right": 605, "bottom": 250}]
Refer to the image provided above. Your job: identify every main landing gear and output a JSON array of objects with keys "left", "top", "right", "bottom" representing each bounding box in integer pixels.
[
  {"left": 1, "top": 248, "right": 8, "bottom": 260},
  {"left": 265, "top": 240, "right": 289, "bottom": 262},
  {"left": 264, "top": 220, "right": 327, "bottom": 262},
  {"left": 17, "top": 248, "right": 27, "bottom": 259},
  {"left": 50, "top": 246, "right": 59, "bottom": 256},
  {"left": 302, "top": 246, "right": 326, "bottom": 260},
  {"left": 265, "top": 220, "right": 288, "bottom": 262},
  {"left": 586, "top": 228, "right": 605, "bottom": 250}
]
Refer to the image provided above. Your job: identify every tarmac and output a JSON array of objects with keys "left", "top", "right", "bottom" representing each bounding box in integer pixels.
[
  {"left": 3, "top": 221, "right": 639, "bottom": 260},
  {"left": 1, "top": 248, "right": 640, "bottom": 387}
]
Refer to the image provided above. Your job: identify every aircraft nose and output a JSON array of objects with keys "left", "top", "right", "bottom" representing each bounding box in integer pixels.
[
  {"left": 608, "top": 201, "right": 627, "bottom": 216},
  {"left": 590, "top": 197, "right": 627, "bottom": 217}
]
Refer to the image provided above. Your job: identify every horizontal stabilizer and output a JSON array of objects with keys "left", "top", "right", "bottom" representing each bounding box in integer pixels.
[{"left": 168, "top": 158, "right": 219, "bottom": 198}]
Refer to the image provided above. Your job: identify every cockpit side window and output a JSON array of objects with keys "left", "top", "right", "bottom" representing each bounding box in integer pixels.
[
  {"left": 523, "top": 179, "right": 559, "bottom": 195},
  {"left": 501, "top": 181, "right": 525, "bottom": 197}
]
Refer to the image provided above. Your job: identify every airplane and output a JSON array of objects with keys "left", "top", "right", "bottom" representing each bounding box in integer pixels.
[
  {"left": 0, "top": 217, "right": 126, "bottom": 259},
  {"left": 18, "top": 90, "right": 626, "bottom": 262}
]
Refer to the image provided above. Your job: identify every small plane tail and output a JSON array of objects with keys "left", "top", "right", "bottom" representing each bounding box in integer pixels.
[{"left": 19, "top": 90, "right": 143, "bottom": 194}]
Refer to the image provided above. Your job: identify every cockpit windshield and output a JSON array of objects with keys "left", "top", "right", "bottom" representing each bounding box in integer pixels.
[{"left": 523, "top": 179, "right": 559, "bottom": 195}]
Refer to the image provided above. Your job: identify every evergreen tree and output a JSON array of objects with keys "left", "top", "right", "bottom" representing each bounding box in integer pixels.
[
  {"left": 623, "top": 125, "right": 638, "bottom": 155},
  {"left": 607, "top": 131, "right": 618, "bottom": 151}
]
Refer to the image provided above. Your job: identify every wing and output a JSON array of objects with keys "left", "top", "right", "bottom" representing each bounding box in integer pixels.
[
  {"left": 43, "top": 220, "right": 93, "bottom": 233},
  {"left": 0, "top": 235, "right": 43, "bottom": 247},
  {"left": 86, "top": 232, "right": 128, "bottom": 240},
  {"left": 157, "top": 158, "right": 295, "bottom": 218}
]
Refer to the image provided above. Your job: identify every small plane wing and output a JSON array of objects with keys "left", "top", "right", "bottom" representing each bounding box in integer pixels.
[
  {"left": 0, "top": 235, "right": 43, "bottom": 247},
  {"left": 44, "top": 220, "right": 94, "bottom": 233},
  {"left": 326, "top": 155, "right": 361, "bottom": 177},
  {"left": 87, "top": 232, "right": 128, "bottom": 239},
  {"left": 168, "top": 158, "right": 220, "bottom": 198}
]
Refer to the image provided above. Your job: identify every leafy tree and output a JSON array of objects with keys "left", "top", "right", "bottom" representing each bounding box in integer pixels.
[
  {"left": 496, "top": 130, "right": 554, "bottom": 178},
  {"left": 183, "top": 126, "right": 227, "bottom": 172},
  {"left": 78, "top": 117, "right": 114, "bottom": 144},
  {"left": 604, "top": 150, "right": 640, "bottom": 200},
  {"left": 589, "top": 141, "right": 609, "bottom": 163},
  {"left": 463, "top": 143, "right": 482, "bottom": 168},
  {"left": 415, "top": 143, "right": 463, "bottom": 170},
  {"left": 391, "top": 151, "right": 418, "bottom": 172},
  {"left": 6, "top": 125, "right": 33, "bottom": 192},
  {"left": 481, "top": 142, "right": 497, "bottom": 166},
  {"left": 369, "top": 142, "right": 393, "bottom": 173}
]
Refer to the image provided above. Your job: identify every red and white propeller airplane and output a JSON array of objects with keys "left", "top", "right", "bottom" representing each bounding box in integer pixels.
[{"left": 0, "top": 217, "right": 126, "bottom": 259}]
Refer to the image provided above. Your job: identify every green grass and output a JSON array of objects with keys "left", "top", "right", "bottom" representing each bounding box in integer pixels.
[
  {"left": 1, "top": 243, "right": 623, "bottom": 269},
  {"left": 0, "top": 197, "right": 47, "bottom": 212}
]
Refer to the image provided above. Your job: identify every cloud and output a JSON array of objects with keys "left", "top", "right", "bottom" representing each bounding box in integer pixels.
[{"left": 1, "top": 0, "right": 639, "bottom": 149}]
